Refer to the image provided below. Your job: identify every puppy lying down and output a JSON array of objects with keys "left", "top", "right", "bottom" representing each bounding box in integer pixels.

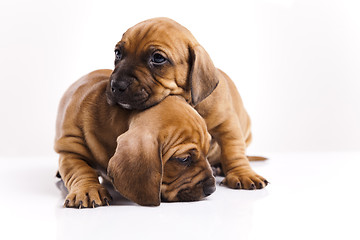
[{"left": 55, "top": 69, "right": 216, "bottom": 207}]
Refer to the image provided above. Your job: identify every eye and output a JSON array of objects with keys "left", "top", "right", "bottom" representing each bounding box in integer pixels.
[
  {"left": 151, "top": 52, "right": 167, "bottom": 64},
  {"left": 114, "top": 49, "right": 122, "bottom": 60},
  {"left": 175, "top": 156, "right": 192, "bottom": 165}
]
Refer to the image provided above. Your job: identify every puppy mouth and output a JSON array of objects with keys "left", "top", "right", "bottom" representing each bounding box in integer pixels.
[
  {"left": 161, "top": 177, "right": 216, "bottom": 202},
  {"left": 116, "top": 97, "right": 148, "bottom": 110},
  {"left": 108, "top": 88, "right": 150, "bottom": 110},
  {"left": 117, "top": 102, "right": 133, "bottom": 109}
]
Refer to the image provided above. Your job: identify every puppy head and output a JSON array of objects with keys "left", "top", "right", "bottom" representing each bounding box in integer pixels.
[
  {"left": 160, "top": 142, "right": 216, "bottom": 203},
  {"left": 107, "top": 96, "right": 215, "bottom": 206},
  {"left": 106, "top": 17, "right": 219, "bottom": 110}
]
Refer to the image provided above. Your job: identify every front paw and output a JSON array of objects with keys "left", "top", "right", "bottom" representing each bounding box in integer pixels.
[
  {"left": 221, "top": 169, "right": 268, "bottom": 190},
  {"left": 64, "top": 184, "right": 112, "bottom": 208}
]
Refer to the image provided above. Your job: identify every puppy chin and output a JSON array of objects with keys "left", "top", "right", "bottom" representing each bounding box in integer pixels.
[
  {"left": 106, "top": 93, "right": 139, "bottom": 110},
  {"left": 118, "top": 102, "right": 133, "bottom": 109},
  {"left": 118, "top": 98, "right": 161, "bottom": 110},
  {"left": 106, "top": 91, "right": 166, "bottom": 110}
]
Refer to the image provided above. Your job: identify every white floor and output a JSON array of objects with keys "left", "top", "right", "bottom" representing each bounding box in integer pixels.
[{"left": 1, "top": 152, "right": 359, "bottom": 240}]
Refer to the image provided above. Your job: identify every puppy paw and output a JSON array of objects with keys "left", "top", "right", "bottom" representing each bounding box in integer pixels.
[
  {"left": 221, "top": 169, "right": 268, "bottom": 190},
  {"left": 64, "top": 184, "right": 112, "bottom": 208}
]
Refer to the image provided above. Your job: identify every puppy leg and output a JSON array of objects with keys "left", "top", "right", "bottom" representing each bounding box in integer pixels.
[
  {"left": 59, "top": 153, "right": 111, "bottom": 208},
  {"left": 213, "top": 117, "right": 268, "bottom": 190}
]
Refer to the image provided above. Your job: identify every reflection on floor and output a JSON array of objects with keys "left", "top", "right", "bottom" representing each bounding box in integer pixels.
[{"left": 1, "top": 152, "right": 359, "bottom": 240}]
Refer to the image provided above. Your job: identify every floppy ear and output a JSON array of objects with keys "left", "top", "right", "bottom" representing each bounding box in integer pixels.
[
  {"left": 188, "top": 45, "right": 219, "bottom": 106},
  {"left": 107, "top": 131, "right": 162, "bottom": 206}
]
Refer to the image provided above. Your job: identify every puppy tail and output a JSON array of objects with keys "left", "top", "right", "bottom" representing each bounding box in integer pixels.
[{"left": 247, "top": 156, "right": 268, "bottom": 161}]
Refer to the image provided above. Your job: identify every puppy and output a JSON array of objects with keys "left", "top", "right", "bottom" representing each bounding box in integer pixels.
[
  {"left": 55, "top": 69, "right": 215, "bottom": 207},
  {"left": 107, "top": 17, "right": 268, "bottom": 190}
]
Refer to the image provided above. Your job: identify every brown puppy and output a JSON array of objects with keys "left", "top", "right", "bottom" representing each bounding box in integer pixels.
[
  {"left": 55, "top": 69, "right": 215, "bottom": 207},
  {"left": 107, "top": 17, "right": 268, "bottom": 190}
]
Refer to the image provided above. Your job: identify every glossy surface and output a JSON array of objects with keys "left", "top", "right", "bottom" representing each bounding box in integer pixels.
[{"left": 1, "top": 152, "right": 359, "bottom": 240}]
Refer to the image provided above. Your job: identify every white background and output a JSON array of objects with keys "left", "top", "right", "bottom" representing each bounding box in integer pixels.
[
  {"left": 1, "top": 0, "right": 359, "bottom": 157},
  {"left": 1, "top": 1, "right": 360, "bottom": 240}
]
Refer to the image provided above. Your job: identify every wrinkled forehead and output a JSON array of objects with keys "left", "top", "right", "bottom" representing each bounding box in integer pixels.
[
  {"left": 119, "top": 18, "right": 198, "bottom": 55},
  {"left": 160, "top": 124, "right": 209, "bottom": 162},
  {"left": 130, "top": 96, "right": 210, "bottom": 154},
  {"left": 157, "top": 99, "right": 210, "bottom": 155}
]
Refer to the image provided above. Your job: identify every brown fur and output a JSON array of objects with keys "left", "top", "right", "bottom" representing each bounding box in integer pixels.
[
  {"left": 55, "top": 70, "right": 215, "bottom": 207},
  {"left": 107, "top": 18, "right": 268, "bottom": 190}
]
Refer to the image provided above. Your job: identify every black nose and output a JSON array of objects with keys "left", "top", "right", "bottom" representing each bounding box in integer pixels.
[
  {"left": 203, "top": 178, "right": 216, "bottom": 197},
  {"left": 203, "top": 185, "right": 216, "bottom": 197},
  {"left": 111, "top": 79, "right": 130, "bottom": 93}
]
